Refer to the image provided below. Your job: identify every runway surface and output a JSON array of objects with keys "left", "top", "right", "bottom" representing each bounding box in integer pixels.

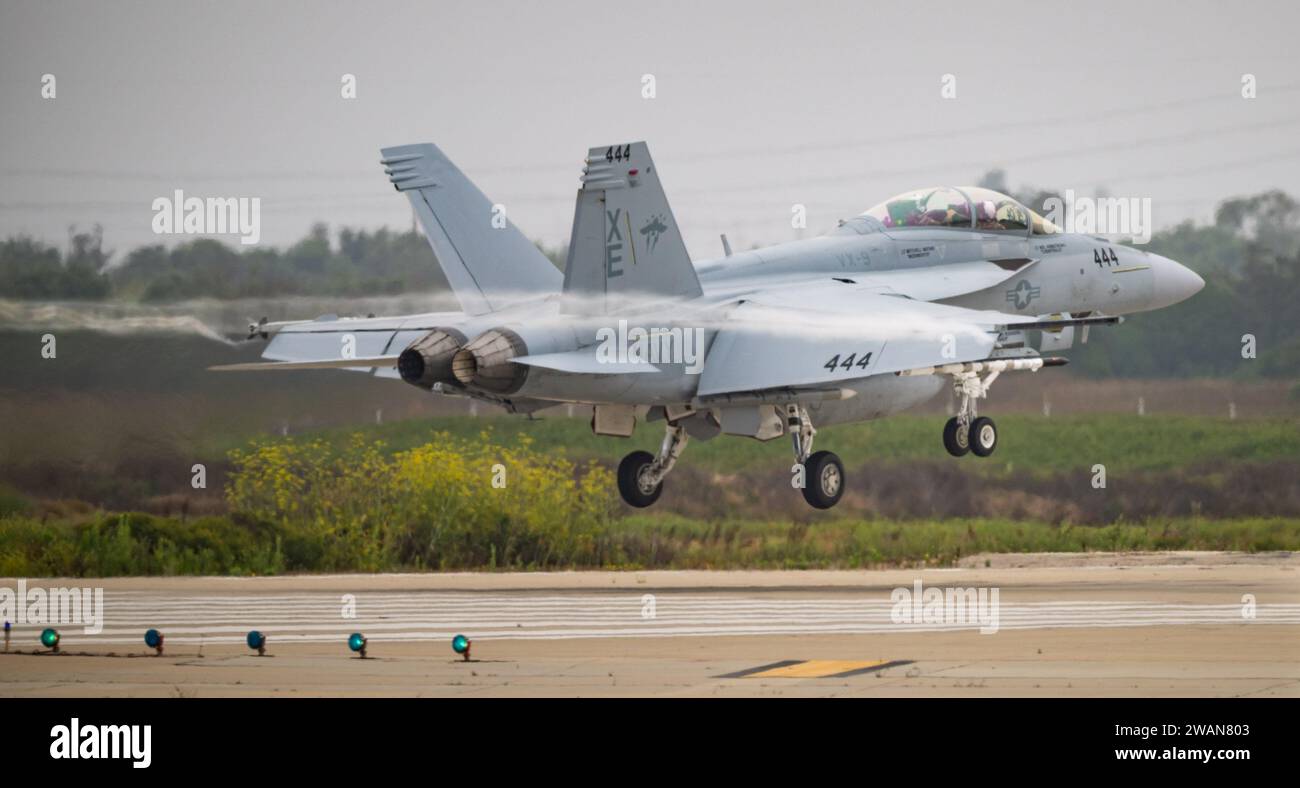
[{"left": 2, "top": 552, "right": 1297, "bottom": 697}]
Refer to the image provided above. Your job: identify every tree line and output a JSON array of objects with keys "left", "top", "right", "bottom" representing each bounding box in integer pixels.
[
  {"left": 1, "top": 187, "right": 1297, "bottom": 378},
  {"left": 0, "top": 222, "right": 568, "bottom": 302}
]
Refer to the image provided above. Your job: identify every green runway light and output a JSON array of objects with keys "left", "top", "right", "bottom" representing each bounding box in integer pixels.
[
  {"left": 41, "top": 627, "right": 60, "bottom": 651},
  {"left": 452, "top": 634, "right": 471, "bottom": 661},
  {"left": 247, "top": 630, "right": 267, "bottom": 655},
  {"left": 348, "top": 632, "right": 367, "bottom": 658}
]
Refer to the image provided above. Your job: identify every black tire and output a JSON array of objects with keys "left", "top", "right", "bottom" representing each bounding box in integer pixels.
[
  {"left": 943, "top": 417, "right": 971, "bottom": 457},
  {"left": 970, "top": 416, "right": 998, "bottom": 457},
  {"left": 617, "top": 450, "right": 663, "bottom": 507},
  {"left": 800, "top": 450, "right": 845, "bottom": 509}
]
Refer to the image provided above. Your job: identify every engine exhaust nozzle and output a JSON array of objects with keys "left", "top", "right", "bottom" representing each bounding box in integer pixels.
[
  {"left": 397, "top": 328, "right": 467, "bottom": 389},
  {"left": 451, "top": 328, "right": 529, "bottom": 394}
]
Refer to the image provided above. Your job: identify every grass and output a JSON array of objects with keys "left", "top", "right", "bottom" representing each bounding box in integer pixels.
[
  {"left": 260, "top": 414, "right": 1300, "bottom": 476},
  {"left": 3, "top": 414, "right": 1296, "bottom": 576},
  {"left": 610, "top": 515, "right": 1300, "bottom": 569},
  {"left": 3, "top": 512, "right": 1297, "bottom": 576}
]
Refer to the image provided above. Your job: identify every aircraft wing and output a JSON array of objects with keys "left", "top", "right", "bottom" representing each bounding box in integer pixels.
[{"left": 696, "top": 281, "right": 1100, "bottom": 397}]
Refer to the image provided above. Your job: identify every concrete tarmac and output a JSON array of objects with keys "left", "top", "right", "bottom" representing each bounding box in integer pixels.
[{"left": 2, "top": 552, "right": 1297, "bottom": 697}]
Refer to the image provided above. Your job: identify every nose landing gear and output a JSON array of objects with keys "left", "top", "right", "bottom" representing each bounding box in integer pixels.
[
  {"left": 943, "top": 415, "right": 971, "bottom": 456},
  {"left": 969, "top": 416, "right": 998, "bottom": 457},
  {"left": 942, "top": 368, "right": 1000, "bottom": 458}
]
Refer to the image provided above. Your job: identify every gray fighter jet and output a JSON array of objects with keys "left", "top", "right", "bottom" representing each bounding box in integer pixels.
[{"left": 216, "top": 142, "right": 1204, "bottom": 509}]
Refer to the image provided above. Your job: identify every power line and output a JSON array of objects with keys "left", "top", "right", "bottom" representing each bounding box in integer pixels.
[
  {"left": 12, "top": 110, "right": 1295, "bottom": 214},
  {"left": 667, "top": 114, "right": 1300, "bottom": 197},
  {"left": 669, "top": 84, "right": 1300, "bottom": 165},
  {"left": 4, "top": 85, "right": 1297, "bottom": 184}
]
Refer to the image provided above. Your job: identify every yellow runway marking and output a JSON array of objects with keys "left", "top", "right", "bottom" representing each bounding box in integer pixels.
[
  {"left": 733, "top": 660, "right": 904, "bottom": 681},
  {"left": 745, "top": 659, "right": 891, "bottom": 679}
]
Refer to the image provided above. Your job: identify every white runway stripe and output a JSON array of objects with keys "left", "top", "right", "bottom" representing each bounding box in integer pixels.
[
  {"left": 50, "top": 608, "right": 1300, "bottom": 629},
  {"left": 92, "top": 597, "right": 1300, "bottom": 613},
  {"left": 7, "top": 591, "right": 1296, "bottom": 647}
]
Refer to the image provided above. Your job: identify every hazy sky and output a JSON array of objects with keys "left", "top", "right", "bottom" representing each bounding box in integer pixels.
[{"left": 3, "top": 0, "right": 1299, "bottom": 262}]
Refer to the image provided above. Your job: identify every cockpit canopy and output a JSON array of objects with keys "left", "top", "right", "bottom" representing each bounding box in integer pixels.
[{"left": 861, "top": 186, "right": 1060, "bottom": 235}]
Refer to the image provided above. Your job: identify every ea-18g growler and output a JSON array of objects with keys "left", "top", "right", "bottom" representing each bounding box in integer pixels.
[{"left": 216, "top": 142, "right": 1204, "bottom": 509}]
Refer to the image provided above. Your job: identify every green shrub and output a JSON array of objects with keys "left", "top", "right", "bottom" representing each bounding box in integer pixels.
[{"left": 225, "top": 432, "right": 617, "bottom": 571}]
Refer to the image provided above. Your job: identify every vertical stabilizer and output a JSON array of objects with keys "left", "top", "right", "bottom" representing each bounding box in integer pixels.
[
  {"left": 562, "top": 142, "right": 702, "bottom": 314},
  {"left": 381, "top": 143, "right": 561, "bottom": 314}
]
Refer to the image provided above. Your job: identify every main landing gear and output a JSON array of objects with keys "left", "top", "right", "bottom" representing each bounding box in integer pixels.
[
  {"left": 789, "top": 404, "right": 844, "bottom": 509},
  {"left": 616, "top": 405, "right": 846, "bottom": 510},
  {"left": 617, "top": 423, "right": 688, "bottom": 508},
  {"left": 942, "top": 368, "right": 999, "bottom": 458}
]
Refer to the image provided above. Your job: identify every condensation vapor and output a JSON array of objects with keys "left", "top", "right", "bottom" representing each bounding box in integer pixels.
[{"left": 0, "top": 292, "right": 461, "bottom": 344}]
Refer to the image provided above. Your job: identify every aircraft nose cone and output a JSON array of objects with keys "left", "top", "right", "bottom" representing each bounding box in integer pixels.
[{"left": 1149, "top": 253, "right": 1204, "bottom": 309}]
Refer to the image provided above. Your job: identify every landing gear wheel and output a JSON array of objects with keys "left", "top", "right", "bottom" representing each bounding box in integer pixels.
[
  {"left": 617, "top": 450, "right": 663, "bottom": 508},
  {"left": 969, "top": 416, "right": 998, "bottom": 457},
  {"left": 800, "top": 450, "right": 845, "bottom": 509},
  {"left": 943, "top": 417, "right": 971, "bottom": 457}
]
